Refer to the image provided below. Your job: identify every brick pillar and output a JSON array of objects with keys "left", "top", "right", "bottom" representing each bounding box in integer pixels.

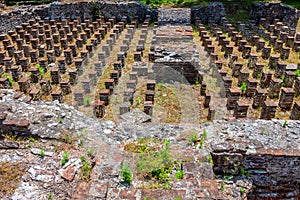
[
  {"left": 252, "top": 87, "right": 267, "bottom": 108},
  {"left": 74, "top": 90, "right": 84, "bottom": 106},
  {"left": 260, "top": 71, "right": 272, "bottom": 88},
  {"left": 261, "top": 46, "right": 271, "bottom": 60},
  {"left": 260, "top": 101, "right": 277, "bottom": 119},
  {"left": 99, "top": 89, "right": 110, "bottom": 106},
  {"left": 246, "top": 78, "right": 258, "bottom": 98},
  {"left": 60, "top": 80, "right": 72, "bottom": 95},
  {"left": 222, "top": 76, "right": 232, "bottom": 96},
  {"left": 290, "top": 102, "right": 300, "bottom": 120},
  {"left": 81, "top": 79, "right": 91, "bottom": 94},
  {"left": 234, "top": 100, "right": 249, "bottom": 118},
  {"left": 284, "top": 71, "right": 296, "bottom": 88},
  {"left": 40, "top": 79, "right": 52, "bottom": 95},
  {"left": 279, "top": 88, "right": 295, "bottom": 110},
  {"left": 93, "top": 100, "right": 105, "bottom": 118},
  {"left": 145, "top": 90, "right": 155, "bottom": 102},
  {"left": 51, "top": 90, "right": 63, "bottom": 103},
  {"left": 50, "top": 68, "right": 61, "bottom": 84},
  {"left": 268, "top": 55, "right": 279, "bottom": 70},
  {"left": 226, "top": 88, "right": 240, "bottom": 110},
  {"left": 247, "top": 54, "right": 258, "bottom": 69},
  {"left": 294, "top": 77, "right": 300, "bottom": 96},
  {"left": 268, "top": 77, "right": 282, "bottom": 99},
  {"left": 238, "top": 69, "right": 249, "bottom": 86},
  {"left": 232, "top": 62, "right": 243, "bottom": 77},
  {"left": 275, "top": 61, "right": 286, "bottom": 78},
  {"left": 253, "top": 63, "right": 264, "bottom": 78}
]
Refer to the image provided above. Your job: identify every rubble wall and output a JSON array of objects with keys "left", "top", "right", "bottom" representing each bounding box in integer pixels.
[
  {"left": 0, "top": 1, "right": 157, "bottom": 34},
  {"left": 212, "top": 139, "right": 300, "bottom": 199},
  {"left": 250, "top": 2, "right": 300, "bottom": 28},
  {"left": 191, "top": 2, "right": 226, "bottom": 24}
]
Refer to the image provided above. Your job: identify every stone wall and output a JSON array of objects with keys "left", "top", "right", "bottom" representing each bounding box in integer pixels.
[
  {"left": 0, "top": 5, "right": 47, "bottom": 34},
  {"left": 191, "top": 2, "right": 226, "bottom": 24},
  {"left": 158, "top": 8, "right": 191, "bottom": 25},
  {"left": 212, "top": 138, "right": 300, "bottom": 199},
  {"left": 250, "top": 2, "right": 300, "bottom": 28},
  {"left": 0, "top": 1, "right": 157, "bottom": 34},
  {"left": 0, "top": 1, "right": 229, "bottom": 34}
]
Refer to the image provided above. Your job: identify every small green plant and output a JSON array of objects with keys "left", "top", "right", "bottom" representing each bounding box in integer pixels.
[
  {"left": 220, "top": 181, "right": 225, "bottom": 193},
  {"left": 47, "top": 194, "right": 53, "bottom": 200},
  {"left": 174, "top": 197, "right": 182, "bottom": 200},
  {"left": 120, "top": 163, "right": 133, "bottom": 184},
  {"left": 240, "top": 82, "right": 247, "bottom": 94},
  {"left": 61, "top": 152, "right": 69, "bottom": 166},
  {"left": 58, "top": 117, "right": 63, "bottom": 123},
  {"left": 202, "top": 131, "right": 208, "bottom": 139},
  {"left": 36, "top": 64, "right": 44, "bottom": 75},
  {"left": 246, "top": 171, "right": 251, "bottom": 178},
  {"left": 39, "top": 150, "right": 45, "bottom": 157},
  {"left": 81, "top": 161, "right": 92, "bottom": 181},
  {"left": 199, "top": 138, "right": 205, "bottom": 149},
  {"left": 175, "top": 170, "right": 184, "bottom": 179},
  {"left": 239, "top": 167, "right": 245, "bottom": 176},
  {"left": 281, "top": 75, "right": 286, "bottom": 87},
  {"left": 283, "top": 120, "right": 288, "bottom": 128},
  {"left": 188, "top": 132, "right": 198, "bottom": 145},
  {"left": 80, "top": 156, "right": 86, "bottom": 162},
  {"left": 28, "top": 137, "right": 36, "bottom": 143},
  {"left": 260, "top": 129, "right": 265, "bottom": 134},
  {"left": 84, "top": 96, "right": 91, "bottom": 106},
  {"left": 136, "top": 97, "right": 142, "bottom": 105},
  {"left": 27, "top": 144, "right": 31, "bottom": 148},
  {"left": 295, "top": 69, "right": 300, "bottom": 77},
  {"left": 207, "top": 154, "right": 214, "bottom": 166},
  {"left": 87, "top": 149, "right": 93, "bottom": 156},
  {"left": 157, "top": 83, "right": 166, "bottom": 89},
  {"left": 240, "top": 187, "right": 245, "bottom": 196},
  {"left": 257, "top": 72, "right": 262, "bottom": 78}
]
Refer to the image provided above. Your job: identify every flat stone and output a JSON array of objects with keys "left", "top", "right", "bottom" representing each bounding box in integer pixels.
[{"left": 60, "top": 165, "right": 76, "bottom": 181}]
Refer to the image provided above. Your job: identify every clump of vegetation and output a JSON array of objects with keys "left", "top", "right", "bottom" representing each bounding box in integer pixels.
[
  {"left": 188, "top": 132, "right": 198, "bottom": 145},
  {"left": 61, "top": 152, "right": 69, "bottom": 166},
  {"left": 84, "top": 96, "right": 91, "bottom": 106},
  {"left": 47, "top": 194, "right": 53, "bottom": 200},
  {"left": 81, "top": 161, "right": 92, "bottom": 182},
  {"left": 206, "top": 154, "right": 214, "bottom": 166},
  {"left": 120, "top": 163, "right": 133, "bottom": 184},
  {"left": 36, "top": 64, "right": 44, "bottom": 75},
  {"left": 58, "top": 130, "right": 77, "bottom": 145},
  {"left": 240, "top": 187, "right": 245, "bottom": 196},
  {"left": 295, "top": 69, "right": 300, "bottom": 77},
  {"left": 137, "top": 140, "right": 174, "bottom": 189},
  {"left": 87, "top": 149, "right": 93, "bottom": 157},
  {"left": 175, "top": 170, "right": 184, "bottom": 179},
  {"left": 124, "top": 138, "right": 162, "bottom": 154},
  {"left": 39, "top": 149, "right": 45, "bottom": 157},
  {"left": 240, "top": 82, "right": 247, "bottom": 95}
]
